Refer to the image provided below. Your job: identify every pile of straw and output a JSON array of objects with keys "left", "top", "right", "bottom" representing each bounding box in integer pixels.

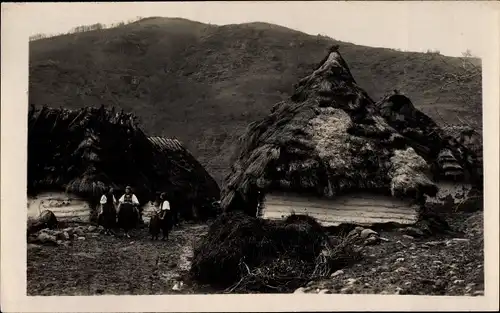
[{"left": 190, "top": 212, "right": 361, "bottom": 293}]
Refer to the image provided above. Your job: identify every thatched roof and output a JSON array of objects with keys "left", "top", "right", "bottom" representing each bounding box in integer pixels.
[
  {"left": 28, "top": 105, "right": 220, "bottom": 213},
  {"left": 146, "top": 136, "right": 220, "bottom": 207},
  {"left": 375, "top": 91, "right": 482, "bottom": 185},
  {"left": 221, "top": 46, "right": 479, "bottom": 216}
]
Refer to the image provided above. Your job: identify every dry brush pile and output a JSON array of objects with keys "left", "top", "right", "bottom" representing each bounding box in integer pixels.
[{"left": 189, "top": 212, "right": 361, "bottom": 293}]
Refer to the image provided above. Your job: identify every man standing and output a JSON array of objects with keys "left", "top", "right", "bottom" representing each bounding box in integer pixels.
[
  {"left": 117, "top": 186, "right": 140, "bottom": 238},
  {"left": 158, "top": 192, "right": 173, "bottom": 240}
]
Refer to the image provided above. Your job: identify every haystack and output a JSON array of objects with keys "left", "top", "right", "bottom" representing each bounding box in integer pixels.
[
  {"left": 190, "top": 211, "right": 360, "bottom": 293},
  {"left": 221, "top": 46, "right": 479, "bottom": 219},
  {"left": 28, "top": 105, "right": 220, "bottom": 221}
]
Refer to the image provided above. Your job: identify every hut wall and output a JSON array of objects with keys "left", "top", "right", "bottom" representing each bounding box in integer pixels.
[
  {"left": 262, "top": 191, "right": 418, "bottom": 227},
  {"left": 27, "top": 192, "right": 93, "bottom": 223},
  {"left": 425, "top": 181, "right": 475, "bottom": 207}
]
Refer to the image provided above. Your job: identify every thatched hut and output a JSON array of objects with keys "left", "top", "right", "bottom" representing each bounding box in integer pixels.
[
  {"left": 27, "top": 105, "right": 220, "bottom": 223},
  {"left": 375, "top": 91, "right": 483, "bottom": 211},
  {"left": 221, "top": 46, "right": 480, "bottom": 227},
  {"left": 141, "top": 136, "right": 221, "bottom": 223}
]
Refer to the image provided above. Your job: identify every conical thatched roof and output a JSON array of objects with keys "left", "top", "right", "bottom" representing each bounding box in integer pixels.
[
  {"left": 28, "top": 105, "right": 220, "bottom": 216},
  {"left": 221, "top": 46, "right": 479, "bottom": 216}
]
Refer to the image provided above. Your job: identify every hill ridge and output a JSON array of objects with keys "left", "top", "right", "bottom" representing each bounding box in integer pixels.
[{"left": 29, "top": 18, "right": 482, "bottom": 184}]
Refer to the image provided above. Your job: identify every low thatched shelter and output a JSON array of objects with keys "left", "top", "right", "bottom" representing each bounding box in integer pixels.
[
  {"left": 221, "top": 46, "right": 480, "bottom": 227},
  {"left": 28, "top": 105, "right": 220, "bottom": 222}
]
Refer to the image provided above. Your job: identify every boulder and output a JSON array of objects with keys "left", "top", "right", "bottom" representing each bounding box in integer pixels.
[
  {"left": 360, "top": 228, "right": 378, "bottom": 239},
  {"left": 36, "top": 232, "right": 58, "bottom": 245}
]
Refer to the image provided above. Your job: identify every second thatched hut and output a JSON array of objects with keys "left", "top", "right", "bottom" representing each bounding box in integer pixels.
[
  {"left": 221, "top": 46, "right": 481, "bottom": 228},
  {"left": 27, "top": 105, "right": 220, "bottom": 223}
]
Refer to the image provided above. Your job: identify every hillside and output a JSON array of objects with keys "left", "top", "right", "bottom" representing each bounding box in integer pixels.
[{"left": 29, "top": 17, "right": 482, "bottom": 184}]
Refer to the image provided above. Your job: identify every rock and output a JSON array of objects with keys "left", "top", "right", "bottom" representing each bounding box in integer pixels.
[
  {"left": 56, "top": 240, "right": 63, "bottom": 245},
  {"left": 62, "top": 232, "right": 70, "bottom": 240},
  {"left": 404, "top": 281, "right": 412, "bottom": 286},
  {"left": 402, "top": 226, "right": 425, "bottom": 237},
  {"left": 88, "top": 226, "right": 97, "bottom": 232},
  {"left": 446, "top": 238, "right": 470, "bottom": 246},
  {"left": 402, "top": 235, "right": 414, "bottom": 240},
  {"left": 347, "top": 227, "right": 363, "bottom": 239},
  {"left": 360, "top": 228, "right": 378, "bottom": 239},
  {"left": 425, "top": 240, "right": 444, "bottom": 246},
  {"left": 55, "top": 231, "right": 68, "bottom": 241},
  {"left": 27, "top": 243, "right": 42, "bottom": 250},
  {"left": 37, "top": 232, "right": 57, "bottom": 245},
  {"left": 364, "top": 236, "right": 381, "bottom": 246},
  {"left": 340, "top": 286, "right": 353, "bottom": 294},
  {"left": 74, "top": 228, "right": 85, "bottom": 237},
  {"left": 294, "top": 287, "right": 307, "bottom": 294},
  {"left": 379, "top": 237, "right": 390, "bottom": 242},
  {"left": 395, "top": 257, "right": 405, "bottom": 263},
  {"left": 395, "top": 267, "right": 408, "bottom": 273},
  {"left": 395, "top": 287, "right": 404, "bottom": 295},
  {"left": 331, "top": 270, "right": 344, "bottom": 277},
  {"left": 345, "top": 278, "right": 357, "bottom": 285},
  {"left": 77, "top": 236, "right": 86, "bottom": 240},
  {"left": 319, "top": 289, "right": 331, "bottom": 294},
  {"left": 172, "top": 281, "right": 184, "bottom": 291},
  {"left": 433, "top": 260, "right": 443, "bottom": 265},
  {"left": 473, "top": 290, "right": 484, "bottom": 296},
  {"left": 453, "top": 279, "right": 465, "bottom": 285}
]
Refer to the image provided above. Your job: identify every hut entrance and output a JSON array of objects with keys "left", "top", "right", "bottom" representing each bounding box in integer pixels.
[{"left": 261, "top": 191, "right": 418, "bottom": 227}]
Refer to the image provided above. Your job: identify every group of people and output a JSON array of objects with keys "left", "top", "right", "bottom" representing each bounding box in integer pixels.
[{"left": 98, "top": 185, "right": 173, "bottom": 239}]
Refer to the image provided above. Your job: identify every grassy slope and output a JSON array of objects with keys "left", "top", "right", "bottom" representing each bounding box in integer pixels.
[{"left": 29, "top": 17, "right": 482, "bottom": 184}]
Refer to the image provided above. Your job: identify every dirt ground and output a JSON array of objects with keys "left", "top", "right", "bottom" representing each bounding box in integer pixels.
[
  {"left": 27, "top": 222, "right": 214, "bottom": 295},
  {"left": 302, "top": 211, "right": 484, "bottom": 296},
  {"left": 27, "top": 211, "right": 484, "bottom": 296}
]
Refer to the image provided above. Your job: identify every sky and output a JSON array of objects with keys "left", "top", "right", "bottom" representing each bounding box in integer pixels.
[{"left": 7, "top": 1, "right": 497, "bottom": 57}]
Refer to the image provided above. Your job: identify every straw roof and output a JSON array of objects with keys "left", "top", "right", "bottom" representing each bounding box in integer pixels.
[
  {"left": 221, "top": 46, "right": 478, "bottom": 216},
  {"left": 28, "top": 105, "right": 220, "bottom": 211},
  {"left": 375, "top": 91, "right": 482, "bottom": 186}
]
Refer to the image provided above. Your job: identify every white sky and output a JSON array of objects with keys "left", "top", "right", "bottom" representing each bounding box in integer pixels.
[{"left": 7, "top": 1, "right": 497, "bottom": 57}]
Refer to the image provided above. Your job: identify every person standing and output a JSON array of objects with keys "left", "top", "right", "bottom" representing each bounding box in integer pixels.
[
  {"left": 117, "top": 186, "right": 140, "bottom": 238},
  {"left": 98, "top": 187, "right": 118, "bottom": 235},
  {"left": 158, "top": 192, "right": 173, "bottom": 240}
]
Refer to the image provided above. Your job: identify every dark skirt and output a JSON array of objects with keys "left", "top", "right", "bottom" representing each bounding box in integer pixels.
[
  {"left": 99, "top": 204, "right": 116, "bottom": 229},
  {"left": 118, "top": 203, "right": 138, "bottom": 232},
  {"left": 160, "top": 210, "right": 173, "bottom": 234}
]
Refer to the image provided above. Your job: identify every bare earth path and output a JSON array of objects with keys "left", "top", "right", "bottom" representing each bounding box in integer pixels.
[{"left": 27, "top": 223, "right": 210, "bottom": 295}]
